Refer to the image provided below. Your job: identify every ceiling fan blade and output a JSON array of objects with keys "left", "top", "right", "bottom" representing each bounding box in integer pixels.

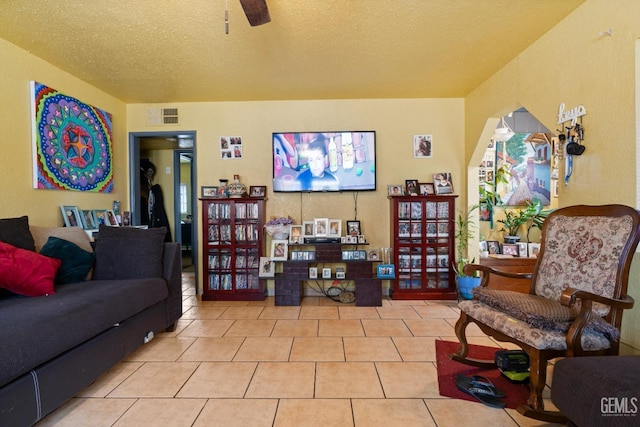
[{"left": 238, "top": 0, "right": 271, "bottom": 26}]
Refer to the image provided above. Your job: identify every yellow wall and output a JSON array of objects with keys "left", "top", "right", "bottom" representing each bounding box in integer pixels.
[
  {"left": 128, "top": 99, "right": 465, "bottom": 294},
  {"left": 0, "top": 38, "right": 128, "bottom": 226},
  {"left": 465, "top": 0, "right": 640, "bottom": 346}
]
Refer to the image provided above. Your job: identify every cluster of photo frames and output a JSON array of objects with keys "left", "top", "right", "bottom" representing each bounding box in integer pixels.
[
  {"left": 388, "top": 172, "right": 454, "bottom": 196},
  {"left": 60, "top": 205, "right": 123, "bottom": 229},
  {"left": 481, "top": 240, "right": 541, "bottom": 258},
  {"left": 290, "top": 219, "right": 363, "bottom": 244}
]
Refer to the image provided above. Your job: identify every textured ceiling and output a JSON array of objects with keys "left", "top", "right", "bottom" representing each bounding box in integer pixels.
[{"left": 0, "top": 0, "right": 584, "bottom": 103}]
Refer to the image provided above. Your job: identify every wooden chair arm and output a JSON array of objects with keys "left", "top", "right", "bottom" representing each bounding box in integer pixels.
[
  {"left": 560, "top": 287, "right": 634, "bottom": 355},
  {"left": 463, "top": 263, "right": 533, "bottom": 288},
  {"left": 560, "top": 287, "right": 635, "bottom": 310}
]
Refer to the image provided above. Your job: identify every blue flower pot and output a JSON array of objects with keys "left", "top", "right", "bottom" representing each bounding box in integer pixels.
[{"left": 457, "top": 276, "right": 482, "bottom": 299}]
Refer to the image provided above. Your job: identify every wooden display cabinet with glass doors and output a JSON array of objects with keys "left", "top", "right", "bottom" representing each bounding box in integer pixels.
[
  {"left": 389, "top": 195, "right": 457, "bottom": 300},
  {"left": 200, "top": 197, "right": 266, "bottom": 301}
]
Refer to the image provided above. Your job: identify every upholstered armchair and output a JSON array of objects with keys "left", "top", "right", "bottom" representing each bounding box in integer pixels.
[{"left": 451, "top": 204, "right": 640, "bottom": 422}]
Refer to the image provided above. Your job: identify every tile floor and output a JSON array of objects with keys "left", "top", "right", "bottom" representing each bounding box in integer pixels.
[{"left": 36, "top": 272, "right": 637, "bottom": 426}]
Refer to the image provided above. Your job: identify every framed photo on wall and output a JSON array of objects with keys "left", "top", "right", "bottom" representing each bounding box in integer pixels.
[
  {"left": 413, "top": 134, "right": 433, "bottom": 158},
  {"left": 249, "top": 185, "right": 266, "bottom": 197}
]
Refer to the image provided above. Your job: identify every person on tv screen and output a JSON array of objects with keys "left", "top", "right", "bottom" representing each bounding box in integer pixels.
[{"left": 297, "top": 136, "right": 339, "bottom": 191}]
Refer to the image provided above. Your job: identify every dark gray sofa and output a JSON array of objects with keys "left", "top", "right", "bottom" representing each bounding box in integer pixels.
[{"left": 0, "top": 222, "right": 183, "bottom": 427}]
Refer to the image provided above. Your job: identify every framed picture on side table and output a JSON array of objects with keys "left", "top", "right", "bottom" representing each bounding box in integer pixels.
[
  {"left": 60, "top": 206, "right": 81, "bottom": 227},
  {"left": 346, "top": 220, "right": 361, "bottom": 237},
  {"left": 314, "top": 218, "right": 329, "bottom": 236},
  {"left": 80, "top": 209, "right": 97, "bottom": 229},
  {"left": 249, "top": 185, "right": 266, "bottom": 197},
  {"left": 328, "top": 219, "right": 342, "bottom": 238}
]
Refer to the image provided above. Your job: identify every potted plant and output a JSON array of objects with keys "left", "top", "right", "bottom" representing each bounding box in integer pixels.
[
  {"left": 453, "top": 205, "right": 481, "bottom": 299},
  {"left": 497, "top": 208, "right": 529, "bottom": 243}
]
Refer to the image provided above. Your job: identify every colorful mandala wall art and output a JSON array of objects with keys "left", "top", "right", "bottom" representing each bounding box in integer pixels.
[{"left": 31, "top": 81, "right": 113, "bottom": 192}]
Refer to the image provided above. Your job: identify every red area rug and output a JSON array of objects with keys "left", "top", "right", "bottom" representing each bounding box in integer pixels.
[{"left": 435, "top": 340, "right": 530, "bottom": 409}]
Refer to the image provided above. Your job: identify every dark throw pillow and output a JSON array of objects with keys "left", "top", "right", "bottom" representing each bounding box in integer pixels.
[
  {"left": 0, "top": 216, "right": 36, "bottom": 251},
  {"left": 93, "top": 225, "right": 166, "bottom": 280},
  {"left": 40, "top": 236, "right": 95, "bottom": 284},
  {"left": 0, "top": 241, "right": 61, "bottom": 296}
]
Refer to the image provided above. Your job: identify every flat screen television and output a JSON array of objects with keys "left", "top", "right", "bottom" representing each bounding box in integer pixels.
[{"left": 273, "top": 131, "right": 376, "bottom": 192}]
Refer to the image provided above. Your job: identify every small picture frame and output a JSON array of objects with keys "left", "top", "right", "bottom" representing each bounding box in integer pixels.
[
  {"left": 249, "top": 185, "right": 266, "bottom": 198},
  {"left": 346, "top": 220, "right": 361, "bottom": 237},
  {"left": 405, "top": 179, "right": 419, "bottom": 196},
  {"left": 314, "top": 218, "right": 329, "bottom": 236},
  {"left": 388, "top": 185, "right": 405, "bottom": 196},
  {"left": 106, "top": 210, "right": 120, "bottom": 227},
  {"left": 303, "top": 221, "right": 315, "bottom": 238},
  {"left": 367, "top": 249, "right": 379, "bottom": 261},
  {"left": 259, "top": 257, "right": 275, "bottom": 277},
  {"left": 201, "top": 186, "right": 219, "bottom": 198},
  {"left": 419, "top": 183, "right": 435, "bottom": 195},
  {"left": 413, "top": 134, "right": 433, "bottom": 158},
  {"left": 61, "top": 206, "right": 81, "bottom": 228},
  {"left": 487, "top": 240, "right": 500, "bottom": 255},
  {"left": 517, "top": 242, "right": 528, "bottom": 258},
  {"left": 328, "top": 219, "right": 342, "bottom": 237},
  {"left": 358, "top": 235, "right": 366, "bottom": 244},
  {"left": 433, "top": 172, "right": 454, "bottom": 194},
  {"left": 270, "top": 239, "right": 288, "bottom": 261},
  {"left": 322, "top": 267, "right": 332, "bottom": 279},
  {"left": 501, "top": 243, "right": 519, "bottom": 257},
  {"left": 336, "top": 269, "right": 346, "bottom": 279},
  {"left": 92, "top": 209, "right": 110, "bottom": 226},
  {"left": 376, "top": 264, "right": 395, "bottom": 279},
  {"left": 309, "top": 267, "right": 318, "bottom": 279},
  {"left": 80, "top": 209, "right": 97, "bottom": 230},
  {"left": 289, "top": 225, "right": 303, "bottom": 244},
  {"left": 528, "top": 242, "right": 541, "bottom": 258}
]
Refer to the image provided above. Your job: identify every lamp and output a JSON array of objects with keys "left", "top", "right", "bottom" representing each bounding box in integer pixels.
[{"left": 492, "top": 117, "right": 514, "bottom": 142}]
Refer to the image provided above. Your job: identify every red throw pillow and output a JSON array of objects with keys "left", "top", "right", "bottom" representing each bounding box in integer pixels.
[{"left": 0, "top": 241, "right": 61, "bottom": 296}]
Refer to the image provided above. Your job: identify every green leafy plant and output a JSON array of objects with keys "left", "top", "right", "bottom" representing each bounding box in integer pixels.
[
  {"left": 454, "top": 204, "right": 479, "bottom": 277},
  {"left": 498, "top": 198, "right": 552, "bottom": 241}
]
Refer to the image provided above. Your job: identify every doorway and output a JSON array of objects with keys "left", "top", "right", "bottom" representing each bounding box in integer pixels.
[{"left": 129, "top": 131, "right": 198, "bottom": 279}]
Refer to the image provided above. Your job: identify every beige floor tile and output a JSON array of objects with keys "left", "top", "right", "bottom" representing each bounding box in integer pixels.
[
  {"left": 113, "top": 398, "right": 206, "bottom": 427},
  {"left": 299, "top": 305, "right": 340, "bottom": 319},
  {"left": 77, "top": 361, "right": 143, "bottom": 397},
  {"left": 412, "top": 304, "right": 460, "bottom": 319},
  {"left": 193, "top": 399, "right": 278, "bottom": 427},
  {"left": 245, "top": 362, "right": 315, "bottom": 398},
  {"left": 344, "top": 337, "right": 402, "bottom": 361},
  {"left": 37, "top": 397, "right": 136, "bottom": 427},
  {"left": 180, "top": 305, "right": 228, "bottom": 320},
  {"left": 361, "top": 319, "right": 413, "bottom": 336},
  {"left": 404, "top": 318, "right": 456, "bottom": 336},
  {"left": 233, "top": 337, "right": 294, "bottom": 361},
  {"left": 376, "top": 361, "right": 440, "bottom": 398},
  {"left": 157, "top": 318, "right": 192, "bottom": 337},
  {"left": 376, "top": 306, "right": 422, "bottom": 319},
  {"left": 259, "top": 305, "right": 301, "bottom": 319},
  {"left": 274, "top": 399, "right": 354, "bottom": 427},
  {"left": 290, "top": 337, "right": 345, "bottom": 361},
  {"left": 224, "top": 319, "right": 277, "bottom": 336},
  {"left": 505, "top": 405, "right": 565, "bottom": 427},
  {"left": 443, "top": 318, "right": 487, "bottom": 336},
  {"left": 177, "top": 361, "right": 257, "bottom": 397},
  {"left": 338, "top": 306, "right": 381, "bottom": 319},
  {"left": 315, "top": 362, "right": 384, "bottom": 398},
  {"left": 178, "top": 337, "right": 245, "bottom": 361},
  {"left": 386, "top": 299, "right": 425, "bottom": 306},
  {"left": 425, "top": 398, "right": 518, "bottom": 427},
  {"left": 178, "top": 319, "right": 235, "bottom": 337},
  {"left": 211, "top": 300, "right": 251, "bottom": 306},
  {"left": 108, "top": 361, "right": 199, "bottom": 398},
  {"left": 125, "top": 336, "right": 196, "bottom": 361},
  {"left": 318, "top": 319, "right": 365, "bottom": 336},
  {"left": 393, "top": 336, "right": 438, "bottom": 361},
  {"left": 352, "top": 398, "right": 436, "bottom": 427},
  {"left": 271, "top": 319, "right": 319, "bottom": 336},
  {"left": 218, "top": 306, "right": 265, "bottom": 319}
]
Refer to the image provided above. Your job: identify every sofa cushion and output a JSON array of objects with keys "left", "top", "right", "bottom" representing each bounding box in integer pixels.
[
  {"left": 93, "top": 225, "right": 166, "bottom": 280},
  {"left": 40, "top": 236, "right": 95, "bottom": 284},
  {"left": 0, "top": 277, "right": 169, "bottom": 387},
  {"left": 30, "top": 225, "right": 93, "bottom": 253},
  {"left": 0, "top": 241, "right": 61, "bottom": 296},
  {"left": 0, "top": 216, "right": 35, "bottom": 251}
]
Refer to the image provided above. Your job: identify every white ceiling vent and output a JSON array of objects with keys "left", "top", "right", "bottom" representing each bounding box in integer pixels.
[{"left": 147, "top": 108, "right": 180, "bottom": 125}]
